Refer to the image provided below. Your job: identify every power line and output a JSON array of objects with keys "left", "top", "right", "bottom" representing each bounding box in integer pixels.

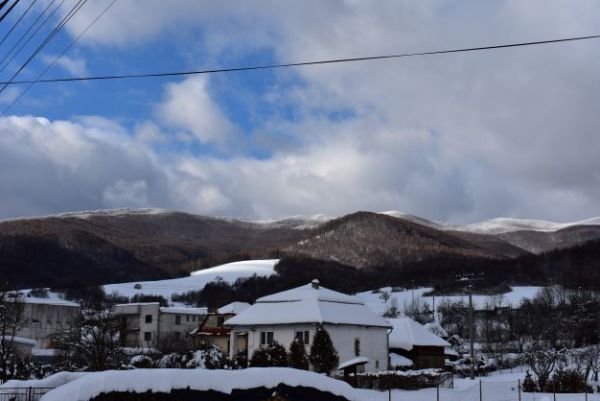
[
  {"left": 2, "top": 0, "right": 118, "bottom": 113},
  {"left": 0, "top": 0, "right": 61, "bottom": 74},
  {"left": 1, "top": 32, "right": 600, "bottom": 87},
  {"left": 0, "top": 0, "right": 39, "bottom": 50},
  {"left": 0, "top": 0, "right": 20, "bottom": 24},
  {"left": 0, "top": 0, "right": 9, "bottom": 12},
  {"left": 0, "top": 0, "right": 88, "bottom": 95}
]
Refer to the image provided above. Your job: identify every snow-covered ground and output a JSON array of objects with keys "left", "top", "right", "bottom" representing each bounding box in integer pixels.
[
  {"left": 103, "top": 259, "right": 279, "bottom": 302},
  {"left": 4, "top": 369, "right": 595, "bottom": 401},
  {"left": 356, "top": 286, "right": 543, "bottom": 315}
]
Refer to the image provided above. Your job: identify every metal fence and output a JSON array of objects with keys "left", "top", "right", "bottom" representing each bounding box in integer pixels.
[
  {"left": 438, "top": 380, "right": 599, "bottom": 401},
  {"left": 0, "top": 387, "right": 54, "bottom": 401}
]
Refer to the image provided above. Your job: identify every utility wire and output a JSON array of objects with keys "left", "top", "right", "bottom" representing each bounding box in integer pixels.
[
  {"left": 0, "top": 0, "right": 20, "bottom": 24},
  {"left": 0, "top": 0, "right": 87, "bottom": 95},
  {"left": 2, "top": 32, "right": 600, "bottom": 86},
  {"left": 0, "top": 0, "right": 9, "bottom": 11},
  {"left": 2, "top": 0, "right": 118, "bottom": 114},
  {"left": 0, "top": 0, "right": 39, "bottom": 49},
  {"left": 0, "top": 0, "right": 61, "bottom": 74}
]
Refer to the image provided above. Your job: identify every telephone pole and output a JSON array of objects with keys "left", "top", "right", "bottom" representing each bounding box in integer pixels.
[{"left": 468, "top": 284, "right": 475, "bottom": 380}]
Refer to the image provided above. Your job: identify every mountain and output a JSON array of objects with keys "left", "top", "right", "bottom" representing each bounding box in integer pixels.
[
  {"left": 281, "top": 212, "right": 526, "bottom": 268},
  {"left": 2, "top": 208, "right": 600, "bottom": 289}
]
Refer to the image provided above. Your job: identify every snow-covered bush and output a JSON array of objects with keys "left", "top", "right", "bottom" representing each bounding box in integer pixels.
[
  {"left": 129, "top": 355, "right": 154, "bottom": 369},
  {"left": 250, "top": 342, "right": 288, "bottom": 367},
  {"left": 186, "top": 344, "right": 227, "bottom": 369}
]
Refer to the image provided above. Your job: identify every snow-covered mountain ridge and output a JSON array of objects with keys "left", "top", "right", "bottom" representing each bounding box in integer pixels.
[{"left": 5, "top": 207, "right": 600, "bottom": 234}]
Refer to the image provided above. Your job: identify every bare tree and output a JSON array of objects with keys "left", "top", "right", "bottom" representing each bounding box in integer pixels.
[
  {"left": 55, "top": 303, "right": 121, "bottom": 371},
  {"left": 0, "top": 284, "right": 26, "bottom": 382},
  {"left": 402, "top": 297, "right": 431, "bottom": 324},
  {"left": 524, "top": 346, "right": 564, "bottom": 390}
]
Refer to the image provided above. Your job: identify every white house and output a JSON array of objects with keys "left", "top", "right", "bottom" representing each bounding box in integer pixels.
[
  {"left": 225, "top": 280, "right": 392, "bottom": 372},
  {"left": 17, "top": 297, "right": 81, "bottom": 349}
]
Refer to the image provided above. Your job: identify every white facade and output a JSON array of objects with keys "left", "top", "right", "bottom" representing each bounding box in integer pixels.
[
  {"left": 114, "top": 303, "right": 207, "bottom": 347},
  {"left": 17, "top": 299, "right": 80, "bottom": 348},
  {"left": 226, "top": 280, "right": 391, "bottom": 372}
]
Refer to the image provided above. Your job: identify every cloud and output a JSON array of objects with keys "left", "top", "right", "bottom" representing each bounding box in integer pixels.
[
  {"left": 157, "top": 77, "right": 235, "bottom": 144},
  {"left": 42, "top": 55, "right": 88, "bottom": 76},
  {"left": 5, "top": 0, "right": 600, "bottom": 223}
]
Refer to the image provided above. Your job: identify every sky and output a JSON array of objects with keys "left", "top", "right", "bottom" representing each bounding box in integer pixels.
[{"left": 0, "top": 0, "right": 600, "bottom": 223}]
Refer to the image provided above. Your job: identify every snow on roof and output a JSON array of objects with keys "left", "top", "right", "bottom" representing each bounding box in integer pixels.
[
  {"left": 2, "top": 336, "right": 36, "bottom": 346},
  {"left": 390, "top": 353, "right": 413, "bottom": 368},
  {"left": 226, "top": 283, "right": 391, "bottom": 328},
  {"left": 217, "top": 301, "right": 250, "bottom": 315},
  {"left": 23, "top": 297, "right": 80, "bottom": 308},
  {"left": 40, "top": 368, "right": 359, "bottom": 401},
  {"left": 257, "top": 282, "right": 362, "bottom": 304},
  {"left": 160, "top": 306, "right": 207, "bottom": 315},
  {"left": 32, "top": 348, "right": 58, "bottom": 357},
  {"left": 387, "top": 317, "right": 450, "bottom": 351},
  {"left": 338, "top": 356, "right": 369, "bottom": 370}
]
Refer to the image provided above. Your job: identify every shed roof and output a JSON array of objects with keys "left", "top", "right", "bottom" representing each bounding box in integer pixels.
[{"left": 387, "top": 317, "right": 450, "bottom": 351}]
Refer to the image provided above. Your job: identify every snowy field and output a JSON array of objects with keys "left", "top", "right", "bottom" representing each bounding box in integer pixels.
[
  {"left": 356, "top": 286, "right": 544, "bottom": 315},
  {"left": 3, "top": 369, "right": 597, "bottom": 401},
  {"left": 102, "top": 259, "right": 279, "bottom": 302}
]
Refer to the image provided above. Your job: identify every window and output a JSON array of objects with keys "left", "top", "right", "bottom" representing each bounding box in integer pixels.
[
  {"left": 186, "top": 315, "right": 189, "bottom": 322},
  {"left": 217, "top": 316, "right": 225, "bottom": 327},
  {"left": 144, "top": 332, "right": 152, "bottom": 341},
  {"left": 260, "top": 331, "right": 274, "bottom": 346},
  {"left": 354, "top": 338, "right": 361, "bottom": 356},
  {"left": 145, "top": 314, "right": 152, "bottom": 324},
  {"left": 295, "top": 331, "right": 310, "bottom": 344},
  {"left": 375, "top": 360, "right": 380, "bottom": 369},
  {"left": 175, "top": 315, "right": 181, "bottom": 325},
  {"left": 192, "top": 316, "right": 196, "bottom": 322}
]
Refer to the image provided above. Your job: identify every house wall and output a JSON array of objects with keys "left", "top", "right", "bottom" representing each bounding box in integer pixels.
[
  {"left": 238, "top": 323, "right": 388, "bottom": 372},
  {"left": 17, "top": 303, "right": 80, "bottom": 348},
  {"left": 115, "top": 303, "right": 206, "bottom": 348}
]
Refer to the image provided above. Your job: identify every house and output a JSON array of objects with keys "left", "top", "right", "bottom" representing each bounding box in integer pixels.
[
  {"left": 114, "top": 303, "right": 207, "bottom": 347},
  {"left": 387, "top": 317, "right": 450, "bottom": 369},
  {"left": 190, "top": 302, "right": 249, "bottom": 356},
  {"left": 226, "top": 280, "right": 392, "bottom": 372},
  {"left": 16, "top": 297, "right": 80, "bottom": 348}
]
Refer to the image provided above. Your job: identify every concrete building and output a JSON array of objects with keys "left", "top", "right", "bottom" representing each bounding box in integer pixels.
[
  {"left": 114, "top": 303, "right": 207, "bottom": 348},
  {"left": 16, "top": 297, "right": 81, "bottom": 348},
  {"left": 387, "top": 317, "right": 450, "bottom": 369},
  {"left": 226, "top": 280, "right": 392, "bottom": 372},
  {"left": 190, "top": 302, "right": 249, "bottom": 356}
]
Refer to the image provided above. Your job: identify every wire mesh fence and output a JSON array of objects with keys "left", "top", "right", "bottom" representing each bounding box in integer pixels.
[
  {"left": 0, "top": 387, "right": 54, "bottom": 401},
  {"left": 434, "top": 380, "right": 599, "bottom": 401}
]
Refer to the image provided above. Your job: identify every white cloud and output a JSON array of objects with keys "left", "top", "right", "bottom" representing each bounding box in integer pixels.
[
  {"left": 157, "top": 77, "right": 235, "bottom": 144},
  {"left": 42, "top": 55, "right": 88, "bottom": 76},
  {"left": 6, "top": 0, "right": 600, "bottom": 222}
]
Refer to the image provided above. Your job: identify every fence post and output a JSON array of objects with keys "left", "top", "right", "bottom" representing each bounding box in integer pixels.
[
  {"left": 518, "top": 379, "right": 521, "bottom": 401},
  {"left": 437, "top": 384, "right": 440, "bottom": 401},
  {"left": 553, "top": 382, "right": 556, "bottom": 401},
  {"left": 479, "top": 380, "right": 482, "bottom": 401},
  {"left": 28, "top": 386, "right": 33, "bottom": 401}
]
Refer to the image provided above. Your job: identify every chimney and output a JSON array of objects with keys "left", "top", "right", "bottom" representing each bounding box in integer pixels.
[{"left": 311, "top": 279, "right": 320, "bottom": 289}]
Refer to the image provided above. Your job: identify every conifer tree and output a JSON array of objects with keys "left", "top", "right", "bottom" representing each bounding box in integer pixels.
[
  {"left": 309, "top": 325, "right": 339, "bottom": 374},
  {"left": 289, "top": 338, "right": 309, "bottom": 370}
]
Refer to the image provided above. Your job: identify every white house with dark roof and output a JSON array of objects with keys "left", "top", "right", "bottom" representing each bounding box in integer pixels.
[{"left": 225, "top": 280, "right": 392, "bottom": 372}]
